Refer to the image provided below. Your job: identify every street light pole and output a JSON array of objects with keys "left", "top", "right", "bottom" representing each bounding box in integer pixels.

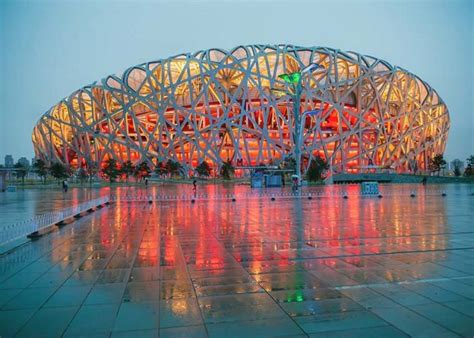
[
  {"left": 278, "top": 63, "right": 323, "bottom": 186},
  {"left": 292, "top": 80, "right": 303, "bottom": 187}
]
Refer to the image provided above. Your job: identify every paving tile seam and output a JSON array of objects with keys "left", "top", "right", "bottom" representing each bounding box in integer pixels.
[
  {"left": 176, "top": 233, "right": 211, "bottom": 338},
  {"left": 16, "top": 214, "right": 143, "bottom": 337},
  {"left": 203, "top": 227, "right": 310, "bottom": 336},
  {"left": 0, "top": 211, "right": 105, "bottom": 283},
  {"left": 283, "top": 246, "right": 474, "bottom": 263},
  {"left": 60, "top": 223, "right": 147, "bottom": 336},
  {"left": 365, "top": 283, "right": 470, "bottom": 336},
  {"left": 331, "top": 275, "right": 474, "bottom": 290},
  {"left": 11, "top": 222, "right": 128, "bottom": 336}
]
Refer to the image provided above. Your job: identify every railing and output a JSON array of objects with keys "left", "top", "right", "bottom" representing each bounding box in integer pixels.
[
  {"left": 111, "top": 191, "right": 334, "bottom": 203},
  {"left": 0, "top": 196, "right": 109, "bottom": 248},
  {"left": 110, "top": 187, "right": 449, "bottom": 203}
]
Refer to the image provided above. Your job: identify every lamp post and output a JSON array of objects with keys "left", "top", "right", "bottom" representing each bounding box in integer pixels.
[{"left": 277, "top": 63, "right": 323, "bottom": 186}]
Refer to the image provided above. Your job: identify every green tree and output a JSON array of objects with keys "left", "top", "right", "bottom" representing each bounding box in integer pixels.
[
  {"left": 120, "top": 160, "right": 135, "bottom": 182},
  {"left": 464, "top": 155, "right": 474, "bottom": 177},
  {"left": 196, "top": 161, "right": 211, "bottom": 177},
  {"left": 281, "top": 157, "right": 296, "bottom": 171},
  {"left": 306, "top": 156, "right": 329, "bottom": 182},
  {"left": 32, "top": 159, "right": 48, "bottom": 183},
  {"left": 155, "top": 160, "right": 168, "bottom": 177},
  {"left": 166, "top": 159, "right": 183, "bottom": 177},
  {"left": 14, "top": 162, "right": 28, "bottom": 185},
  {"left": 101, "top": 159, "right": 120, "bottom": 183},
  {"left": 86, "top": 163, "right": 99, "bottom": 184},
  {"left": 220, "top": 160, "right": 235, "bottom": 180},
  {"left": 428, "top": 154, "right": 447, "bottom": 176},
  {"left": 134, "top": 161, "right": 152, "bottom": 182},
  {"left": 50, "top": 162, "right": 70, "bottom": 183},
  {"left": 77, "top": 167, "right": 89, "bottom": 185}
]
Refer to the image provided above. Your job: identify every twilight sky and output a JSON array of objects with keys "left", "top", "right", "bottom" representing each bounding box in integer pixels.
[{"left": 0, "top": 0, "right": 472, "bottom": 163}]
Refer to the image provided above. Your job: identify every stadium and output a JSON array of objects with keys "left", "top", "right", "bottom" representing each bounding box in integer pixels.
[{"left": 32, "top": 44, "right": 450, "bottom": 175}]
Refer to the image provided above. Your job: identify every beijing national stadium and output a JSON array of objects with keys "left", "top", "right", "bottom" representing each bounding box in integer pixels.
[{"left": 32, "top": 44, "right": 450, "bottom": 175}]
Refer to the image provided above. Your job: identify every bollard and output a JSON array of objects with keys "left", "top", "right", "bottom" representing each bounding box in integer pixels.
[
  {"left": 343, "top": 192, "right": 348, "bottom": 199},
  {"left": 377, "top": 194, "right": 383, "bottom": 198},
  {"left": 410, "top": 191, "right": 416, "bottom": 198},
  {"left": 271, "top": 196, "right": 275, "bottom": 201},
  {"left": 232, "top": 197, "right": 236, "bottom": 202},
  {"left": 441, "top": 191, "right": 447, "bottom": 197}
]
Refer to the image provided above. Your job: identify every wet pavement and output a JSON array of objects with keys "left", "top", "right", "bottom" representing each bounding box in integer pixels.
[{"left": 0, "top": 184, "right": 473, "bottom": 337}]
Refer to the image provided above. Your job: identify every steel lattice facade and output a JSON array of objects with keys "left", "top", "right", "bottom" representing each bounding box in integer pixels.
[{"left": 32, "top": 45, "right": 450, "bottom": 174}]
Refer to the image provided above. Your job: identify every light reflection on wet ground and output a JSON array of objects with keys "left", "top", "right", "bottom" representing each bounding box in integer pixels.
[{"left": 0, "top": 184, "right": 473, "bottom": 337}]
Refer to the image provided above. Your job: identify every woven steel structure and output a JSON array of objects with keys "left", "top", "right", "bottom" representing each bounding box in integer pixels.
[{"left": 32, "top": 45, "right": 449, "bottom": 174}]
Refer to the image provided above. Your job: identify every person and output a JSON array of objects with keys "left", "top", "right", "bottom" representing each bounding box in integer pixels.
[
  {"left": 193, "top": 179, "right": 197, "bottom": 193},
  {"left": 291, "top": 175, "right": 298, "bottom": 192},
  {"left": 422, "top": 176, "right": 427, "bottom": 185},
  {"left": 145, "top": 178, "right": 148, "bottom": 187},
  {"left": 62, "top": 180, "right": 68, "bottom": 193}
]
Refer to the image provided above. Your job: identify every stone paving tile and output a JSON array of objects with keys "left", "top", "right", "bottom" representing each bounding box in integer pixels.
[
  {"left": 44, "top": 285, "right": 93, "bottom": 307},
  {"left": 369, "top": 304, "right": 460, "bottom": 337},
  {"left": 307, "top": 325, "right": 409, "bottom": 337},
  {"left": 84, "top": 282, "right": 126, "bottom": 305},
  {"left": 123, "top": 281, "right": 160, "bottom": 303},
  {"left": 206, "top": 317, "right": 304, "bottom": 337},
  {"left": 401, "top": 281, "right": 470, "bottom": 302},
  {"left": 294, "top": 310, "right": 388, "bottom": 333},
  {"left": 15, "top": 306, "right": 78, "bottom": 337},
  {"left": 198, "top": 293, "right": 287, "bottom": 324},
  {"left": 281, "top": 297, "right": 364, "bottom": 317},
  {"left": 0, "top": 185, "right": 473, "bottom": 337},
  {"left": 111, "top": 329, "right": 158, "bottom": 338},
  {"left": 113, "top": 302, "right": 159, "bottom": 332},
  {"left": 63, "top": 303, "right": 120, "bottom": 337},
  {"left": 339, "top": 286, "right": 401, "bottom": 310},
  {"left": 369, "top": 284, "right": 434, "bottom": 306},
  {"left": 442, "top": 299, "right": 474, "bottom": 317},
  {"left": 429, "top": 279, "right": 474, "bottom": 299},
  {"left": 159, "top": 297, "right": 203, "bottom": 328},
  {"left": 2, "top": 286, "right": 57, "bottom": 310},
  {"left": 0, "top": 288, "right": 22, "bottom": 307},
  {"left": 159, "top": 324, "right": 207, "bottom": 338},
  {"left": 0, "top": 308, "right": 36, "bottom": 337},
  {"left": 408, "top": 302, "right": 474, "bottom": 336},
  {"left": 0, "top": 271, "right": 43, "bottom": 289}
]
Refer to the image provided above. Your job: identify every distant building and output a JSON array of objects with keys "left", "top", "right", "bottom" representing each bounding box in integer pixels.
[
  {"left": 4, "top": 155, "right": 14, "bottom": 167},
  {"left": 18, "top": 157, "right": 30, "bottom": 168},
  {"left": 450, "top": 159, "right": 465, "bottom": 174}
]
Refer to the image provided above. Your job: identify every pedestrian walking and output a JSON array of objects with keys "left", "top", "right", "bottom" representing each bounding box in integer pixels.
[{"left": 62, "top": 180, "right": 68, "bottom": 193}]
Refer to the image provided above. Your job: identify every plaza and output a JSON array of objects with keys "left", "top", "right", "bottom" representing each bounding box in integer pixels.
[
  {"left": 1, "top": 1, "right": 473, "bottom": 337},
  {"left": 0, "top": 184, "right": 473, "bottom": 337}
]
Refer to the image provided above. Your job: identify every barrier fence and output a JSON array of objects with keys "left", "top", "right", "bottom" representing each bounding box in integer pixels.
[
  {"left": 110, "top": 187, "right": 450, "bottom": 203},
  {"left": 0, "top": 196, "right": 109, "bottom": 248}
]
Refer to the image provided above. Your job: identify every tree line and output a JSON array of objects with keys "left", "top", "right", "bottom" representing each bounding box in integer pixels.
[{"left": 4, "top": 154, "right": 473, "bottom": 185}]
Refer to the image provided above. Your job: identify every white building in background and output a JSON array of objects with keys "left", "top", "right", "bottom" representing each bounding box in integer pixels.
[{"left": 4, "top": 155, "right": 14, "bottom": 167}]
